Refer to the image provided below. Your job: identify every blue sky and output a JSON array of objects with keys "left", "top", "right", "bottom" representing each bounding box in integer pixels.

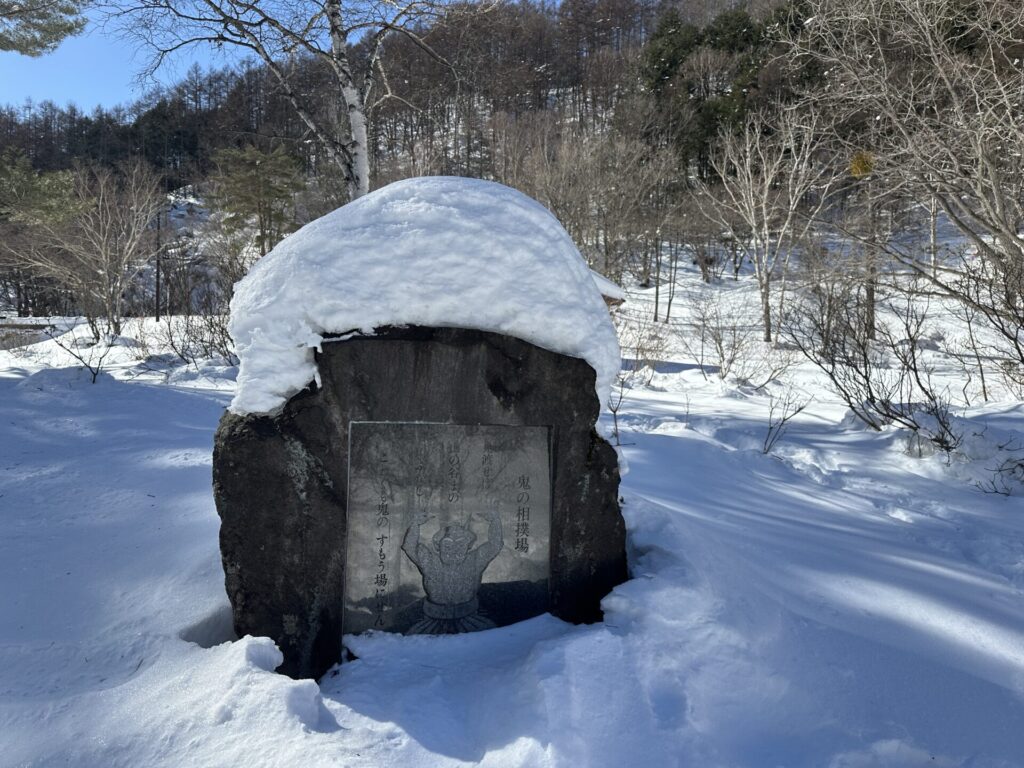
[{"left": 0, "top": 19, "right": 217, "bottom": 111}]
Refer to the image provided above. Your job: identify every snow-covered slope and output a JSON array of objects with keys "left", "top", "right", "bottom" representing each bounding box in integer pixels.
[
  {"left": 2, "top": 282, "right": 1024, "bottom": 766},
  {"left": 229, "top": 177, "right": 619, "bottom": 415}
]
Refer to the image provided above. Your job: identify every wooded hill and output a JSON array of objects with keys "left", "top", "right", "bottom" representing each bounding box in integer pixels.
[
  {"left": 3, "top": 0, "right": 1024, "bottom": 449},
  {"left": 0, "top": 0, "right": 781, "bottom": 189}
]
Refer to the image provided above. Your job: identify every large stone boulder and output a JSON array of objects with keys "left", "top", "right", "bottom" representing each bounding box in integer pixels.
[{"left": 214, "top": 326, "right": 625, "bottom": 680}]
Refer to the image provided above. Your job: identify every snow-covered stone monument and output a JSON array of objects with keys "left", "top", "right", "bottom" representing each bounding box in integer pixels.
[{"left": 213, "top": 177, "right": 626, "bottom": 679}]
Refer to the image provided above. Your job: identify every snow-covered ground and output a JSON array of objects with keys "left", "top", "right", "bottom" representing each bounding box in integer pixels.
[{"left": 2, "top": 272, "right": 1024, "bottom": 767}]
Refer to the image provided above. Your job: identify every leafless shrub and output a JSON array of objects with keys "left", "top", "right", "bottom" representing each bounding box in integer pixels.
[
  {"left": 977, "top": 457, "right": 1024, "bottom": 497},
  {"left": 786, "top": 277, "right": 962, "bottom": 454},
  {"left": 616, "top": 307, "right": 669, "bottom": 384},
  {"left": 677, "top": 292, "right": 746, "bottom": 382},
  {"left": 148, "top": 220, "right": 256, "bottom": 368},
  {"left": 609, "top": 307, "right": 669, "bottom": 445},
  {"left": 968, "top": 431, "right": 1024, "bottom": 496},
  {"left": 950, "top": 256, "right": 1024, "bottom": 400},
  {"left": 678, "top": 290, "right": 797, "bottom": 389},
  {"left": 42, "top": 322, "right": 114, "bottom": 383},
  {"left": 0, "top": 327, "right": 41, "bottom": 350},
  {"left": 943, "top": 300, "right": 991, "bottom": 406},
  {"left": 763, "top": 388, "right": 811, "bottom": 454},
  {"left": 978, "top": 456, "right": 1024, "bottom": 499},
  {"left": 173, "top": 314, "right": 235, "bottom": 366}
]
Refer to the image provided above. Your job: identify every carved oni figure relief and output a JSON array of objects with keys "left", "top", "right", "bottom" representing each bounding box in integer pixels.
[{"left": 343, "top": 422, "right": 552, "bottom": 636}]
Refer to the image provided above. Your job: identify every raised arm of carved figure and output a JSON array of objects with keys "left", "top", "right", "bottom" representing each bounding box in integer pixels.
[
  {"left": 403, "top": 509, "right": 437, "bottom": 568},
  {"left": 473, "top": 504, "right": 503, "bottom": 566}
]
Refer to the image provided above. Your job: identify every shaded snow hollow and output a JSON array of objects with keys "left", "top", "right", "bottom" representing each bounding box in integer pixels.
[{"left": 229, "top": 177, "right": 620, "bottom": 415}]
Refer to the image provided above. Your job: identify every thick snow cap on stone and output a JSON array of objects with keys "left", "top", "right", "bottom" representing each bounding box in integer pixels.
[{"left": 229, "top": 177, "right": 621, "bottom": 416}]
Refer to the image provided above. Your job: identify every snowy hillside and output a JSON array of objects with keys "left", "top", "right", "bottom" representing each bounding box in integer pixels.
[{"left": 2, "top": 272, "right": 1024, "bottom": 767}]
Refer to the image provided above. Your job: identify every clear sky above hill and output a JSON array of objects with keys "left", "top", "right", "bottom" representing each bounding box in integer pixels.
[{"left": 0, "top": 16, "right": 216, "bottom": 111}]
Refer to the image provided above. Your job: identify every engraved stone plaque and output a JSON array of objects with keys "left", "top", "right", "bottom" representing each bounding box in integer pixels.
[{"left": 344, "top": 422, "right": 551, "bottom": 636}]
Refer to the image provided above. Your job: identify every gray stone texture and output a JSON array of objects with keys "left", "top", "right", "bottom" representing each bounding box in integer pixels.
[{"left": 213, "top": 326, "right": 626, "bottom": 679}]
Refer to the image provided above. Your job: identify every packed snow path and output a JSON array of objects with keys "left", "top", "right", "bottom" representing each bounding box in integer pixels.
[{"left": 2, "top": 353, "right": 1024, "bottom": 766}]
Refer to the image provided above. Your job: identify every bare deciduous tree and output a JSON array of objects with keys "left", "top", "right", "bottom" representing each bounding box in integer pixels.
[
  {"left": 103, "top": 0, "right": 483, "bottom": 200},
  {"left": 789, "top": 0, "right": 1024, "bottom": 369},
  {"left": 500, "top": 118, "right": 678, "bottom": 284},
  {"left": 12, "top": 161, "right": 163, "bottom": 338},
  {"left": 695, "top": 104, "right": 839, "bottom": 342}
]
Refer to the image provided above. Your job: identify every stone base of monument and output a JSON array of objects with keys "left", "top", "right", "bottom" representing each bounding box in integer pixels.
[{"left": 214, "top": 326, "right": 626, "bottom": 679}]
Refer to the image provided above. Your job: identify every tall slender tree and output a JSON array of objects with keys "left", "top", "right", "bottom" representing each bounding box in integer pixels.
[{"left": 102, "top": 0, "right": 487, "bottom": 200}]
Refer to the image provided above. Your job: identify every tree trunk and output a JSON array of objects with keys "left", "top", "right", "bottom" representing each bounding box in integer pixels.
[
  {"left": 341, "top": 86, "right": 369, "bottom": 200},
  {"left": 326, "top": 0, "right": 369, "bottom": 200},
  {"left": 652, "top": 236, "right": 661, "bottom": 321},
  {"left": 929, "top": 194, "right": 939, "bottom": 276},
  {"left": 665, "top": 242, "right": 679, "bottom": 322},
  {"left": 866, "top": 188, "right": 877, "bottom": 341},
  {"left": 865, "top": 269, "right": 876, "bottom": 342},
  {"left": 761, "top": 277, "right": 773, "bottom": 343}
]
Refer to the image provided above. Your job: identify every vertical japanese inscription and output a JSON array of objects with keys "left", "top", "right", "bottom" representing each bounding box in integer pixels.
[
  {"left": 446, "top": 443, "right": 461, "bottom": 506},
  {"left": 514, "top": 474, "right": 531, "bottom": 554},
  {"left": 344, "top": 423, "right": 551, "bottom": 636},
  {"left": 372, "top": 451, "right": 390, "bottom": 628}
]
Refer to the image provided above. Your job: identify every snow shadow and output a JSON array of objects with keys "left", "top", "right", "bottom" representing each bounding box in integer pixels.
[
  {"left": 605, "top": 393, "right": 1024, "bottom": 758},
  {"left": 323, "top": 613, "right": 684, "bottom": 765},
  {"left": 322, "top": 618, "right": 575, "bottom": 761},
  {"left": 180, "top": 604, "right": 238, "bottom": 648},
  {"left": 319, "top": 494, "right": 701, "bottom": 765},
  {"left": 621, "top": 358, "right": 712, "bottom": 376},
  {"left": 631, "top": 425, "right": 1024, "bottom": 676},
  {"left": 0, "top": 366, "right": 229, "bottom": 698}
]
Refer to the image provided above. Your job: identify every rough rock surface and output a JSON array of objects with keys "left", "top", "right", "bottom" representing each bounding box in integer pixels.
[{"left": 213, "top": 327, "right": 626, "bottom": 679}]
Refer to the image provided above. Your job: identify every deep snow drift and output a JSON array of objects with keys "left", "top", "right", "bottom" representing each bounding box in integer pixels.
[
  {"left": 228, "top": 177, "right": 619, "bottom": 415},
  {"left": 3, "top": 275, "right": 1024, "bottom": 766}
]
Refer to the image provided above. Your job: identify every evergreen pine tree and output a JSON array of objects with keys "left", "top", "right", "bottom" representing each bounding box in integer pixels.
[
  {"left": 0, "top": 1, "right": 86, "bottom": 56},
  {"left": 212, "top": 146, "right": 304, "bottom": 256}
]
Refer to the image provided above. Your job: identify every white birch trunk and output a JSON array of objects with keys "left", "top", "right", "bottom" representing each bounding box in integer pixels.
[{"left": 342, "top": 83, "right": 370, "bottom": 200}]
